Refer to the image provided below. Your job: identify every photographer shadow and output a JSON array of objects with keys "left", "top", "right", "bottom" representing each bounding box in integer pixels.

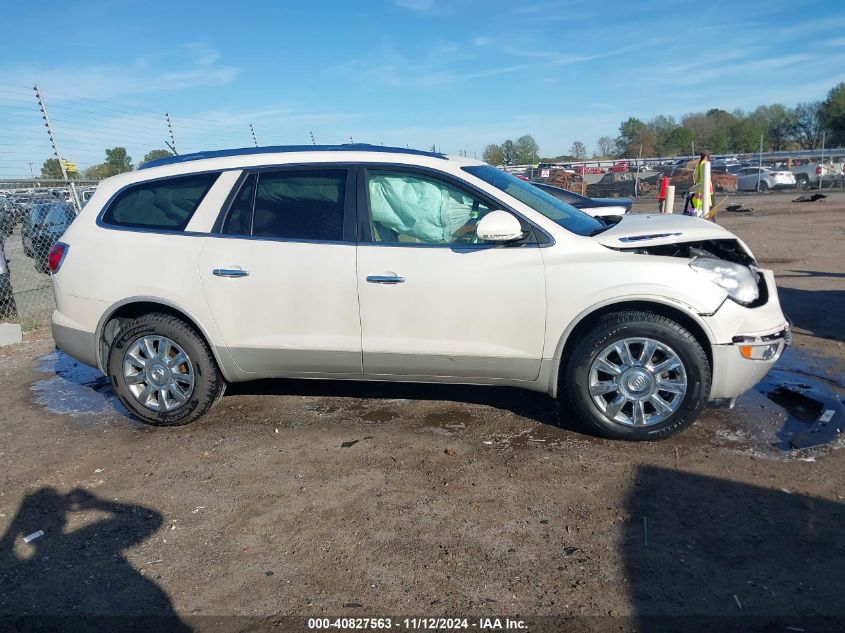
[{"left": 0, "top": 487, "right": 188, "bottom": 630}]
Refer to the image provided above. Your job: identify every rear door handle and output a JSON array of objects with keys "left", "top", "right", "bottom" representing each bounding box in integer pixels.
[
  {"left": 213, "top": 268, "right": 249, "bottom": 278},
  {"left": 366, "top": 274, "right": 405, "bottom": 284}
]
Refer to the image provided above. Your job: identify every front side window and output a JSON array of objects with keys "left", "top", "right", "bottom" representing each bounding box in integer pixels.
[
  {"left": 251, "top": 169, "right": 347, "bottom": 241},
  {"left": 102, "top": 173, "right": 219, "bottom": 230},
  {"left": 365, "top": 170, "right": 496, "bottom": 244}
]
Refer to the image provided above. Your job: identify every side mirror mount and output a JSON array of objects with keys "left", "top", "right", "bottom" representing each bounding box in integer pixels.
[{"left": 475, "top": 210, "right": 525, "bottom": 243}]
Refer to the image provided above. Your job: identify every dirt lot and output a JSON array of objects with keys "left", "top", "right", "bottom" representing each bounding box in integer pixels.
[{"left": 1, "top": 191, "right": 844, "bottom": 630}]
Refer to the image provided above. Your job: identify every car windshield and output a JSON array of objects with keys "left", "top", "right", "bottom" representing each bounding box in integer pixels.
[{"left": 462, "top": 165, "right": 604, "bottom": 236}]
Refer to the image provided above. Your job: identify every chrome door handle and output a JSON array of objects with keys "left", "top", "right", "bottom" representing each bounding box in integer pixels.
[
  {"left": 366, "top": 275, "right": 405, "bottom": 284},
  {"left": 213, "top": 268, "right": 249, "bottom": 278}
]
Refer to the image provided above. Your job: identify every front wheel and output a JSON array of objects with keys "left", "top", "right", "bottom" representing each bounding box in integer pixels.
[
  {"left": 561, "top": 311, "right": 711, "bottom": 441},
  {"left": 108, "top": 313, "right": 225, "bottom": 426}
]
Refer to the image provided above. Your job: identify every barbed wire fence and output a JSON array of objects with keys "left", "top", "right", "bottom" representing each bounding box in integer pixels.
[{"left": 0, "top": 81, "right": 358, "bottom": 332}]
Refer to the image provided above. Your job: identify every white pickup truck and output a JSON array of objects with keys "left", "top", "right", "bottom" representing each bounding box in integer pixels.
[{"left": 790, "top": 160, "right": 845, "bottom": 189}]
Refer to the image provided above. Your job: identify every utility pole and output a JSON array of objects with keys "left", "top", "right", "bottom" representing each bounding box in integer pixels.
[
  {"left": 165, "top": 112, "right": 178, "bottom": 155},
  {"left": 249, "top": 123, "right": 259, "bottom": 147},
  {"left": 757, "top": 134, "right": 763, "bottom": 192},
  {"left": 33, "top": 84, "right": 81, "bottom": 211},
  {"left": 819, "top": 131, "right": 825, "bottom": 191}
]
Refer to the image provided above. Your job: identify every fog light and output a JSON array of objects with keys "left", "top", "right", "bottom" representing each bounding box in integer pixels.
[{"left": 739, "top": 343, "right": 779, "bottom": 360}]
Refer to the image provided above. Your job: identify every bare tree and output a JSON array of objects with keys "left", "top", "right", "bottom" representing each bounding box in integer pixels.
[
  {"left": 595, "top": 136, "right": 616, "bottom": 158},
  {"left": 569, "top": 141, "right": 587, "bottom": 160}
]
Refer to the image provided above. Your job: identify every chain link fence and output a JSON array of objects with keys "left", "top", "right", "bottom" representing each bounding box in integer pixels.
[{"left": 1, "top": 185, "right": 84, "bottom": 331}]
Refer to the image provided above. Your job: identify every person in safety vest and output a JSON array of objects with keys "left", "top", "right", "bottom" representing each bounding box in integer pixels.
[{"left": 690, "top": 151, "right": 714, "bottom": 217}]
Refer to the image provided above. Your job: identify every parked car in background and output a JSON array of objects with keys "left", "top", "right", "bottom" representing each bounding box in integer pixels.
[
  {"left": 0, "top": 240, "right": 17, "bottom": 320},
  {"left": 587, "top": 171, "right": 640, "bottom": 197},
  {"left": 50, "top": 144, "right": 788, "bottom": 442},
  {"left": 790, "top": 161, "right": 845, "bottom": 189},
  {"left": 532, "top": 182, "right": 631, "bottom": 217},
  {"left": 735, "top": 167, "right": 796, "bottom": 192},
  {"left": 23, "top": 202, "right": 77, "bottom": 273},
  {"left": 0, "top": 197, "right": 13, "bottom": 239},
  {"left": 21, "top": 203, "right": 53, "bottom": 258}
]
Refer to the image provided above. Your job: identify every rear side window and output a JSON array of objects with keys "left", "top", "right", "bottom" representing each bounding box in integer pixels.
[
  {"left": 250, "top": 169, "right": 347, "bottom": 241},
  {"left": 102, "top": 173, "right": 219, "bottom": 230}
]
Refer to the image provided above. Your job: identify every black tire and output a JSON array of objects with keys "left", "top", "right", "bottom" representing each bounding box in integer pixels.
[
  {"left": 796, "top": 174, "right": 810, "bottom": 190},
  {"left": 560, "top": 311, "right": 711, "bottom": 441},
  {"left": 758, "top": 180, "right": 769, "bottom": 192},
  {"left": 108, "top": 312, "right": 225, "bottom": 426}
]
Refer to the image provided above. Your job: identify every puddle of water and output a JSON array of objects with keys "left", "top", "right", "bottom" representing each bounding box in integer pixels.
[
  {"left": 31, "top": 350, "right": 130, "bottom": 420},
  {"left": 724, "top": 347, "right": 845, "bottom": 455}
]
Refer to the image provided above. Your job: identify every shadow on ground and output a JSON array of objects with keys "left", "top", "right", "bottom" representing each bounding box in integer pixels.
[
  {"left": 226, "top": 377, "right": 578, "bottom": 431},
  {"left": 0, "top": 488, "right": 188, "bottom": 631},
  {"left": 777, "top": 286, "right": 845, "bottom": 342},
  {"left": 623, "top": 466, "right": 845, "bottom": 630}
]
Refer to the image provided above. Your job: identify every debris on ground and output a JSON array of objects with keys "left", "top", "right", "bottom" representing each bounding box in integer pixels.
[
  {"left": 793, "top": 193, "right": 827, "bottom": 203},
  {"left": 725, "top": 204, "right": 754, "bottom": 213},
  {"left": 340, "top": 439, "right": 359, "bottom": 448},
  {"left": 23, "top": 530, "right": 44, "bottom": 543},
  {"left": 444, "top": 447, "right": 457, "bottom": 456}
]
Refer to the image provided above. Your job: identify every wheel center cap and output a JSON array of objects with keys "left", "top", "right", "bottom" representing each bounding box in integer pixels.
[
  {"left": 148, "top": 362, "right": 170, "bottom": 386},
  {"left": 621, "top": 368, "right": 654, "bottom": 398}
]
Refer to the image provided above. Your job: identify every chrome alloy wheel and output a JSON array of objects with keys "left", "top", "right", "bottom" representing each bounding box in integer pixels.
[
  {"left": 123, "top": 335, "right": 195, "bottom": 412},
  {"left": 588, "top": 337, "right": 688, "bottom": 427}
]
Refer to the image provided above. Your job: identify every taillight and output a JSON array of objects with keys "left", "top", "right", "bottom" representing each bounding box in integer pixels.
[
  {"left": 815, "top": 166, "right": 822, "bottom": 175},
  {"left": 48, "top": 242, "right": 69, "bottom": 274}
]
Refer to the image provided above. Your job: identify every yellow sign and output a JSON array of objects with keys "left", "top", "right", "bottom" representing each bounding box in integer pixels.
[{"left": 61, "top": 160, "right": 78, "bottom": 173}]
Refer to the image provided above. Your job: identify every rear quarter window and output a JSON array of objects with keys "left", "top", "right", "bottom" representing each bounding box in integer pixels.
[{"left": 101, "top": 173, "right": 219, "bottom": 230}]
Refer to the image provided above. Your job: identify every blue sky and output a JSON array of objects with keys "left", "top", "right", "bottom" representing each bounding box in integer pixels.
[{"left": 1, "top": 0, "right": 844, "bottom": 174}]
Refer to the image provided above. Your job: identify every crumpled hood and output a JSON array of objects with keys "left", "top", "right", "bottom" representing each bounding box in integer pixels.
[{"left": 591, "top": 213, "right": 736, "bottom": 248}]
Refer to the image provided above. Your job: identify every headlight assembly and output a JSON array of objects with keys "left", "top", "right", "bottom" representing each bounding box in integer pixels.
[{"left": 689, "top": 257, "right": 759, "bottom": 305}]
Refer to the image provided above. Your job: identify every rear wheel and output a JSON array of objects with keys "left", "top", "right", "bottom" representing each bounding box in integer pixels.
[
  {"left": 108, "top": 313, "right": 225, "bottom": 426},
  {"left": 561, "top": 311, "right": 711, "bottom": 441},
  {"left": 758, "top": 180, "right": 769, "bottom": 192},
  {"left": 795, "top": 174, "right": 810, "bottom": 190}
]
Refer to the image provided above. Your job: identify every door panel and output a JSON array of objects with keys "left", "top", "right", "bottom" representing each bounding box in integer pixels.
[
  {"left": 357, "top": 244, "right": 546, "bottom": 380},
  {"left": 196, "top": 166, "right": 361, "bottom": 375},
  {"left": 198, "top": 238, "right": 361, "bottom": 374}
]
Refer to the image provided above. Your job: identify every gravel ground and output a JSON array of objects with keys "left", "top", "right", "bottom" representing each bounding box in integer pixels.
[{"left": 1, "top": 191, "right": 843, "bottom": 630}]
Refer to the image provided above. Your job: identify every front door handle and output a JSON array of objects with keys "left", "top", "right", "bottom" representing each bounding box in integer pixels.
[
  {"left": 366, "top": 274, "right": 405, "bottom": 284},
  {"left": 213, "top": 268, "right": 249, "bottom": 278}
]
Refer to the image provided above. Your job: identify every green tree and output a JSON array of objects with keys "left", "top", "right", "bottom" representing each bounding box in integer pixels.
[
  {"left": 482, "top": 144, "right": 505, "bottom": 165},
  {"left": 501, "top": 139, "right": 517, "bottom": 165},
  {"left": 41, "top": 158, "right": 63, "bottom": 179},
  {"left": 569, "top": 141, "right": 587, "bottom": 160},
  {"left": 83, "top": 163, "right": 111, "bottom": 180},
  {"left": 791, "top": 102, "right": 825, "bottom": 149},
  {"left": 142, "top": 149, "right": 174, "bottom": 164},
  {"left": 104, "top": 147, "right": 133, "bottom": 176},
  {"left": 616, "top": 117, "right": 657, "bottom": 157},
  {"left": 514, "top": 135, "right": 540, "bottom": 164},
  {"left": 820, "top": 82, "right": 845, "bottom": 133},
  {"left": 753, "top": 104, "right": 795, "bottom": 151},
  {"left": 595, "top": 136, "right": 615, "bottom": 158},
  {"left": 662, "top": 127, "right": 695, "bottom": 156}
]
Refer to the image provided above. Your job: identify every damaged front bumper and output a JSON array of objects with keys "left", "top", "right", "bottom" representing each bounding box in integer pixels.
[{"left": 703, "top": 269, "right": 791, "bottom": 403}]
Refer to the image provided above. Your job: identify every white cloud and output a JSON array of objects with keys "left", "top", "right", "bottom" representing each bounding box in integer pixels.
[
  {"left": 2, "top": 43, "right": 238, "bottom": 101},
  {"left": 393, "top": 0, "right": 435, "bottom": 13}
]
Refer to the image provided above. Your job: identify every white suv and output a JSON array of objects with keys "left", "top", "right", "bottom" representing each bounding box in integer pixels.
[{"left": 49, "top": 145, "right": 789, "bottom": 440}]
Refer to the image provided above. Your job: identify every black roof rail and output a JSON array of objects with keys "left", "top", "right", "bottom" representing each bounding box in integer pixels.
[{"left": 139, "top": 143, "right": 446, "bottom": 169}]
